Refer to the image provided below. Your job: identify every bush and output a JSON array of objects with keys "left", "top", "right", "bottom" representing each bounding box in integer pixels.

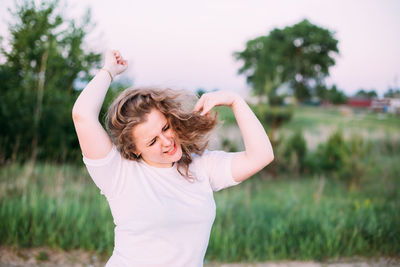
[
  {"left": 339, "top": 135, "right": 371, "bottom": 187},
  {"left": 281, "top": 130, "right": 307, "bottom": 174},
  {"left": 221, "top": 138, "right": 238, "bottom": 152},
  {"left": 314, "top": 130, "right": 348, "bottom": 174},
  {"left": 311, "top": 131, "right": 371, "bottom": 187}
]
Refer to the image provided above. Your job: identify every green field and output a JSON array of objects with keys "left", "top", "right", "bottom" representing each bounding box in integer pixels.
[
  {"left": 217, "top": 105, "right": 400, "bottom": 149},
  {"left": 1, "top": 105, "right": 399, "bottom": 262},
  {"left": 1, "top": 156, "right": 399, "bottom": 261}
]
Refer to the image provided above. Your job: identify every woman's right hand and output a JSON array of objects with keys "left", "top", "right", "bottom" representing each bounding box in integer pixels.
[{"left": 103, "top": 49, "right": 128, "bottom": 79}]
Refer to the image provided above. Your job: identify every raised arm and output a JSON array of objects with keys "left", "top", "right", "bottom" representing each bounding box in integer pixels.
[
  {"left": 193, "top": 91, "right": 274, "bottom": 182},
  {"left": 72, "top": 50, "right": 128, "bottom": 159}
]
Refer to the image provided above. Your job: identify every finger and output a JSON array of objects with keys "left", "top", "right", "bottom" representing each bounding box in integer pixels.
[
  {"left": 200, "top": 101, "right": 213, "bottom": 116},
  {"left": 118, "top": 56, "right": 125, "bottom": 63},
  {"left": 193, "top": 96, "right": 205, "bottom": 112},
  {"left": 200, "top": 109, "right": 210, "bottom": 116},
  {"left": 200, "top": 108, "right": 209, "bottom": 116}
]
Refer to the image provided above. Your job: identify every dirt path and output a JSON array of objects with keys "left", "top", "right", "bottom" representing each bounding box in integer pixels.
[{"left": 1, "top": 247, "right": 399, "bottom": 267}]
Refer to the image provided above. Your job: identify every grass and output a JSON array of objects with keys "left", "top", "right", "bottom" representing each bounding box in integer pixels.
[
  {"left": 1, "top": 151, "right": 399, "bottom": 261},
  {"left": 0, "top": 162, "right": 114, "bottom": 254},
  {"left": 217, "top": 105, "right": 400, "bottom": 150},
  {"left": 209, "top": 172, "right": 400, "bottom": 262},
  {"left": 281, "top": 106, "right": 400, "bottom": 134},
  {"left": 217, "top": 104, "right": 400, "bottom": 133}
]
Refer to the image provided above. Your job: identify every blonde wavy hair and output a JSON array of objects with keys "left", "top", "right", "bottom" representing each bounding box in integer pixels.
[{"left": 105, "top": 87, "right": 217, "bottom": 181}]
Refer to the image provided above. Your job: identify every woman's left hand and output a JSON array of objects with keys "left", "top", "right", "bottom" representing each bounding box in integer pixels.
[{"left": 193, "top": 91, "right": 240, "bottom": 116}]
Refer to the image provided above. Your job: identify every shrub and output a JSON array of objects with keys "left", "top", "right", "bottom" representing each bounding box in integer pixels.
[
  {"left": 314, "top": 130, "right": 348, "bottom": 174},
  {"left": 282, "top": 130, "right": 307, "bottom": 174},
  {"left": 311, "top": 131, "right": 371, "bottom": 187},
  {"left": 221, "top": 138, "right": 238, "bottom": 152},
  {"left": 339, "top": 134, "right": 371, "bottom": 187}
]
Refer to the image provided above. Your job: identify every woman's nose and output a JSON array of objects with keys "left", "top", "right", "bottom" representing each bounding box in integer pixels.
[{"left": 159, "top": 133, "right": 172, "bottom": 146}]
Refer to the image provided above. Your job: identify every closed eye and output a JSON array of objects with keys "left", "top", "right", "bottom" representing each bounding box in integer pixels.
[
  {"left": 148, "top": 124, "right": 169, "bottom": 146},
  {"left": 149, "top": 138, "right": 156, "bottom": 146},
  {"left": 163, "top": 124, "right": 170, "bottom": 131}
]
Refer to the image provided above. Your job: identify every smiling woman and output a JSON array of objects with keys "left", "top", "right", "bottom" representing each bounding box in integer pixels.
[{"left": 72, "top": 49, "right": 274, "bottom": 266}]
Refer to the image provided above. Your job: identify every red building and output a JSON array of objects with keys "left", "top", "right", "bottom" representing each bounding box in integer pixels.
[{"left": 347, "top": 98, "right": 372, "bottom": 108}]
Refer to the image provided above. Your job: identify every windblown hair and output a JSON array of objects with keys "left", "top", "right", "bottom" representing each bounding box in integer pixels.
[{"left": 105, "top": 87, "right": 217, "bottom": 181}]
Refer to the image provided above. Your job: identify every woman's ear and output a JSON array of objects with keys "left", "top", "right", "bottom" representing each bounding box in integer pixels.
[{"left": 130, "top": 150, "right": 141, "bottom": 158}]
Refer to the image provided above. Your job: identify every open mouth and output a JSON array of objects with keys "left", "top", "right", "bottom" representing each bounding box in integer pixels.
[{"left": 164, "top": 142, "right": 177, "bottom": 156}]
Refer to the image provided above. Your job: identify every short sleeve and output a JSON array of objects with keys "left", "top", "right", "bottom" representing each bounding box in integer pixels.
[
  {"left": 82, "top": 145, "right": 122, "bottom": 198},
  {"left": 199, "top": 150, "right": 242, "bottom": 192}
]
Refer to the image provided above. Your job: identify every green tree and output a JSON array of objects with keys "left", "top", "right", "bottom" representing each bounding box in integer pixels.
[
  {"left": 316, "top": 84, "right": 347, "bottom": 104},
  {"left": 354, "top": 89, "right": 378, "bottom": 99},
  {"left": 234, "top": 19, "right": 339, "bottom": 103},
  {"left": 196, "top": 88, "right": 206, "bottom": 97},
  {"left": 0, "top": 0, "right": 102, "bottom": 163},
  {"left": 384, "top": 88, "right": 400, "bottom": 98},
  {"left": 233, "top": 20, "right": 338, "bottom": 167}
]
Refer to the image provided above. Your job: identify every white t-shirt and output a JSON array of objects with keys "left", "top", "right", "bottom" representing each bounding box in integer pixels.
[{"left": 83, "top": 145, "right": 241, "bottom": 267}]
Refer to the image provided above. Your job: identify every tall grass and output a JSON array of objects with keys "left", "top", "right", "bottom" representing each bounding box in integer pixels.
[
  {"left": 0, "top": 162, "right": 114, "bottom": 254},
  {"left": 1, "top": 150, "right": 399, "bottom": 261},
  {"left": 209, "top": 174, "right": 400, "bottom": 262}
]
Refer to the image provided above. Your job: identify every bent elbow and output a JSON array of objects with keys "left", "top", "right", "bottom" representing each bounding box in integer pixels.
[
  {"left": 269, "top": 153, "right": 275, "bottom": 163},
  {"left": 270, "top": 154, "right": 275, "bottom": 164},
  {"left": 263, "top": 151, "right": 274, "bottom": 166},
  {"left": 72, "top": 107, "right": 96, "bottom": 123},
  {"left": 72, "top": 110, "right": 82, "bottom": 122},
  {"left": 72, "top": 110, "right": 90, "bottom": 123}
]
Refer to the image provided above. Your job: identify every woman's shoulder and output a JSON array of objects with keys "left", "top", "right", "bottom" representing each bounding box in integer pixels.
[
  {"left": 190, "top": 150, "right": 209, "bottom": 169},
  {"left": 191, "top": 149, "right": 210, "bottom": 162},
  {"left": 190, "top": 149, "right": 228, "bottom": 166},
  {"left": 83, "top": 144, "right": 140, "bottom": 169}
]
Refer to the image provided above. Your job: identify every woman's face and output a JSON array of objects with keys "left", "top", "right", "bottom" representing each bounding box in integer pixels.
[{"left": 132, "top": 108, "right": 183, "bottom": 168}]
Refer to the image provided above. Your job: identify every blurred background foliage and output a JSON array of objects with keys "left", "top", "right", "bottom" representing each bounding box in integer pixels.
[
  {"left": 1, "top": 0, "right": 399, "bottom": 263},
  {"left": 0, "top": 0, "right": 128, "bottom": 164},
  {"left": 234, "top": 19, "right": 339, "bottom": 103}
]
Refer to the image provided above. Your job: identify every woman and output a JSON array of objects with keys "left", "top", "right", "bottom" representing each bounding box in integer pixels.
[{"left": 72, "top": 50, "right": 274, "bottom": 266}]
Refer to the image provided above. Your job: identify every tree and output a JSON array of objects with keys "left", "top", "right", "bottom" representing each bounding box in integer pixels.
[
  {"left": 384, "top": 88, "right": 400, "bottom": 98},
  {"left": 1, "top": 1, "right": 101, "bottom": 93},
  {"left": 233, "top": 20, "right": 338, "bottom": 176},
  {"left": 196, "top": 88, "right": 206, "bottom": 97},
  {"left": 234, "top": 19, "right": 339, "bottom": 103},
  {"left": 354, "top": 89, "right": 378, "bottom": 99},
  {"left": 0, "top": 0, "right": 102, "bottom": 163},
  {"left": 316, "top": 84, "right": 348, "bottom": 104}
]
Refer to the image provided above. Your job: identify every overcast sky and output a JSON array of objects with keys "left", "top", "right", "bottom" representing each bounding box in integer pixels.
[{"left": 1, "top": 0, "right": 399, "bottom": 97}]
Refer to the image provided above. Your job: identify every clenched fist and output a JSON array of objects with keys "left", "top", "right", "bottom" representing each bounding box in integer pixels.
[{"left": 103, "top": 49, "right": 128, "bottom": 79}]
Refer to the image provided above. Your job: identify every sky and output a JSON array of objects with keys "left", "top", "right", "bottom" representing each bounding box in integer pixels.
[{"left": 1, "top": 0, "right": 399, "bottom": 97}]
